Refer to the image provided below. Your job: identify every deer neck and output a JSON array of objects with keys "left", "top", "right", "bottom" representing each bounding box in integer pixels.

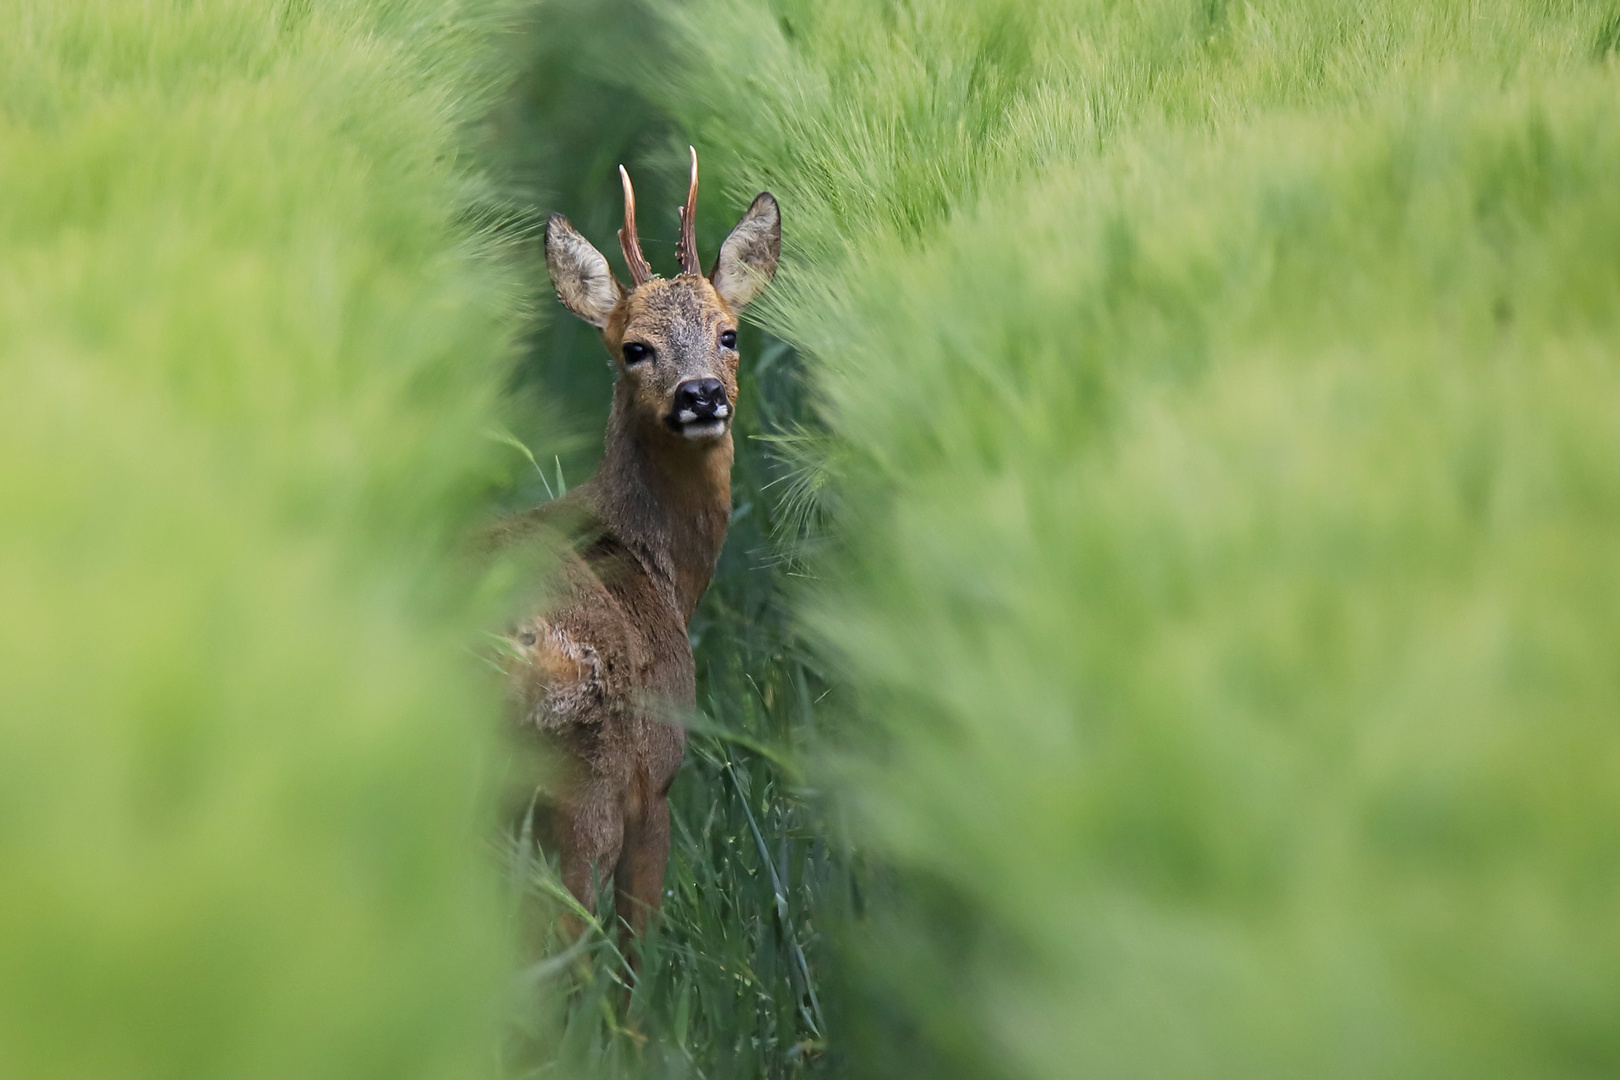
[{"left": 590, "top": 387, "right": 733, "bottom": 624}]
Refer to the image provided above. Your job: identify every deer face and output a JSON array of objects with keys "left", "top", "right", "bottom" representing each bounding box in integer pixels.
[
  {"left": 544, "top": 150, "right": 780, "bottom": 447},
  {"left": 607, "top": 276, "right": 739, "bottom": 441}
]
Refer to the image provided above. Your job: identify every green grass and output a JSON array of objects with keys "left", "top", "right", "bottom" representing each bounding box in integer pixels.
[
  {"left": 485, "top": 0, "right": 1620, "bottom": 1076},
  {"left": 0, "top": 3, "right": 524, "bottom": 1077},
  {"left": 14, "top": 1, "right": 1620, "bottom": 1078},
  {"left": 648, "top": 2, "right": 1620, "bottom": 1077}
]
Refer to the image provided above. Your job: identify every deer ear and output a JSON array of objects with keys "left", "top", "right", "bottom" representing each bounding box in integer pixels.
[
  {"left": 710, "top": 193, "right": 780, "bottom": 313},
  {"left": 545, "top": 214, "right": 622, "bottom": 328}
]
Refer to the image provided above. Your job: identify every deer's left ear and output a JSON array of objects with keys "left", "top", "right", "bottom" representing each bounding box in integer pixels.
[
  {"left": 710, "top": 193, "right": 780, "bottom": 313},
  {"left": 545, "top": 213, "right": 623, "bottom": 328}
]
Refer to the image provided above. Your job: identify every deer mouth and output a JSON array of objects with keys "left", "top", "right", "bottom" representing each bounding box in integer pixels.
[{"left": 667, "top": 404, "right": 730, "bottom": 440}]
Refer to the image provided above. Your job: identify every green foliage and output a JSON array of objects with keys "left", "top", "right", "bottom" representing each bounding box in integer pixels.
[
  {"left": 0, "top": 2, "right": 524, "bottom": 1077},
  {"left": 645, "top": 1, "right": 1620, "bottom": 1077}
]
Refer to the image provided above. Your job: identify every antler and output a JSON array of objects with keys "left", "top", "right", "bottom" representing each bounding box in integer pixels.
[
  {"left": 676, "top": 146, "right": 701, "bottom": 276},
  {"left": 618, "top": 165, "right": 653, "bottom": 287}
]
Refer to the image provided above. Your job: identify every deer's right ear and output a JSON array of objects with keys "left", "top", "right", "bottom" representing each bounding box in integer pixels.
[
  {"left": 545, "top": 214, "right": 622, "bottom": 328},
  {"left": 710, "top": 193, "right": 781, "bottom": 313}
]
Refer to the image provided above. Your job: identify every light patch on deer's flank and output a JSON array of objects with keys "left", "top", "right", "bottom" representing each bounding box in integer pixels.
[{"left": 514, "top": 619, "right": 605, "bottom": 727}]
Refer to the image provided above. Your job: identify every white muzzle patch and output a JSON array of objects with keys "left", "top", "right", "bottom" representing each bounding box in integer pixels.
[{"left": 679, "top": 419, "right": 727, "bottom": 439}]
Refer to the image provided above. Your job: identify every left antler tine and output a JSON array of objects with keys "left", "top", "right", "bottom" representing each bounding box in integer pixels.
[
  {"left": 618, "top": 164, "right": 653, "bottom": 286},
  {"left": 676, "top": 145, "right": 701, "bottom": 277}
]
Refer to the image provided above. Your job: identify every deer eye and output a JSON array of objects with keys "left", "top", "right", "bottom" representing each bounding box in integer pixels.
[
  {"left": 622, "top": 342, "right": 653, "bottom": 365},
  {"left": 719, "top": 329, "right": 737, "bottom": 349}
]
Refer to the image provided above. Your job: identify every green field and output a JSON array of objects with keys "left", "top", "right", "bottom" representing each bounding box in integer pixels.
[
  {"left": 0, "top": 3, "right": 519, "bottom": 1077},
  {"left": 522, "top": 1, "right": 1620, "bottom": 1075},
  {"left": 8, "top": 1, "right": 1620, "bottom": 1078}
]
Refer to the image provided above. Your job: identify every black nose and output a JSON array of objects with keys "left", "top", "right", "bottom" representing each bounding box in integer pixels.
[{"left": 673, "top": 378, "right": 729, "bottom": 421}]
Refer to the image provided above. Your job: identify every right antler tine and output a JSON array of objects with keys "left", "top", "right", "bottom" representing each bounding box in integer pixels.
[
  {"left": 676, "top": 146, "right": 702, "bottom": 276},
  {"left": 618, "top": 164, "right": 653, "bottom": 286}
]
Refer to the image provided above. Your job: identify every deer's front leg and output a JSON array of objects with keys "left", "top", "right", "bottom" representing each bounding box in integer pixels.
[
  {"left": 613, "top": 788, "right": 670, "bottom": 966},
  {"left": 552, "top": 782, "right": 624, "bottom": 939}
]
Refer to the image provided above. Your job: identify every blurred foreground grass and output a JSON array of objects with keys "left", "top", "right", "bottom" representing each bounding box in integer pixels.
[
  {"left": 0, "top": 2, "right": 523, "bottom": 1077},
  {"left": 649, "top": 1, "right": 1620, "bottom": 1077}
]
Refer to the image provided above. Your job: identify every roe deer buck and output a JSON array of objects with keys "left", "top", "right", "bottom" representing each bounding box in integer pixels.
[{"left": 495, "top": 149, "right": 779, "bottom": 952}]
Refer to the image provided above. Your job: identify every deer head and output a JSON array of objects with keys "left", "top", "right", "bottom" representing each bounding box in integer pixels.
[{"left": 543, "top": 148, "right": 781, "bottom": 446}]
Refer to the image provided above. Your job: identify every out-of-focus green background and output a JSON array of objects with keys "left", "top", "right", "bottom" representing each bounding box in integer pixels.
[
  {"left": 8, "top": 1, "right": 1620, "bottom": 1079},
  {"left": 0, "top": 2, "right": 521, "bottom": 1078}
]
